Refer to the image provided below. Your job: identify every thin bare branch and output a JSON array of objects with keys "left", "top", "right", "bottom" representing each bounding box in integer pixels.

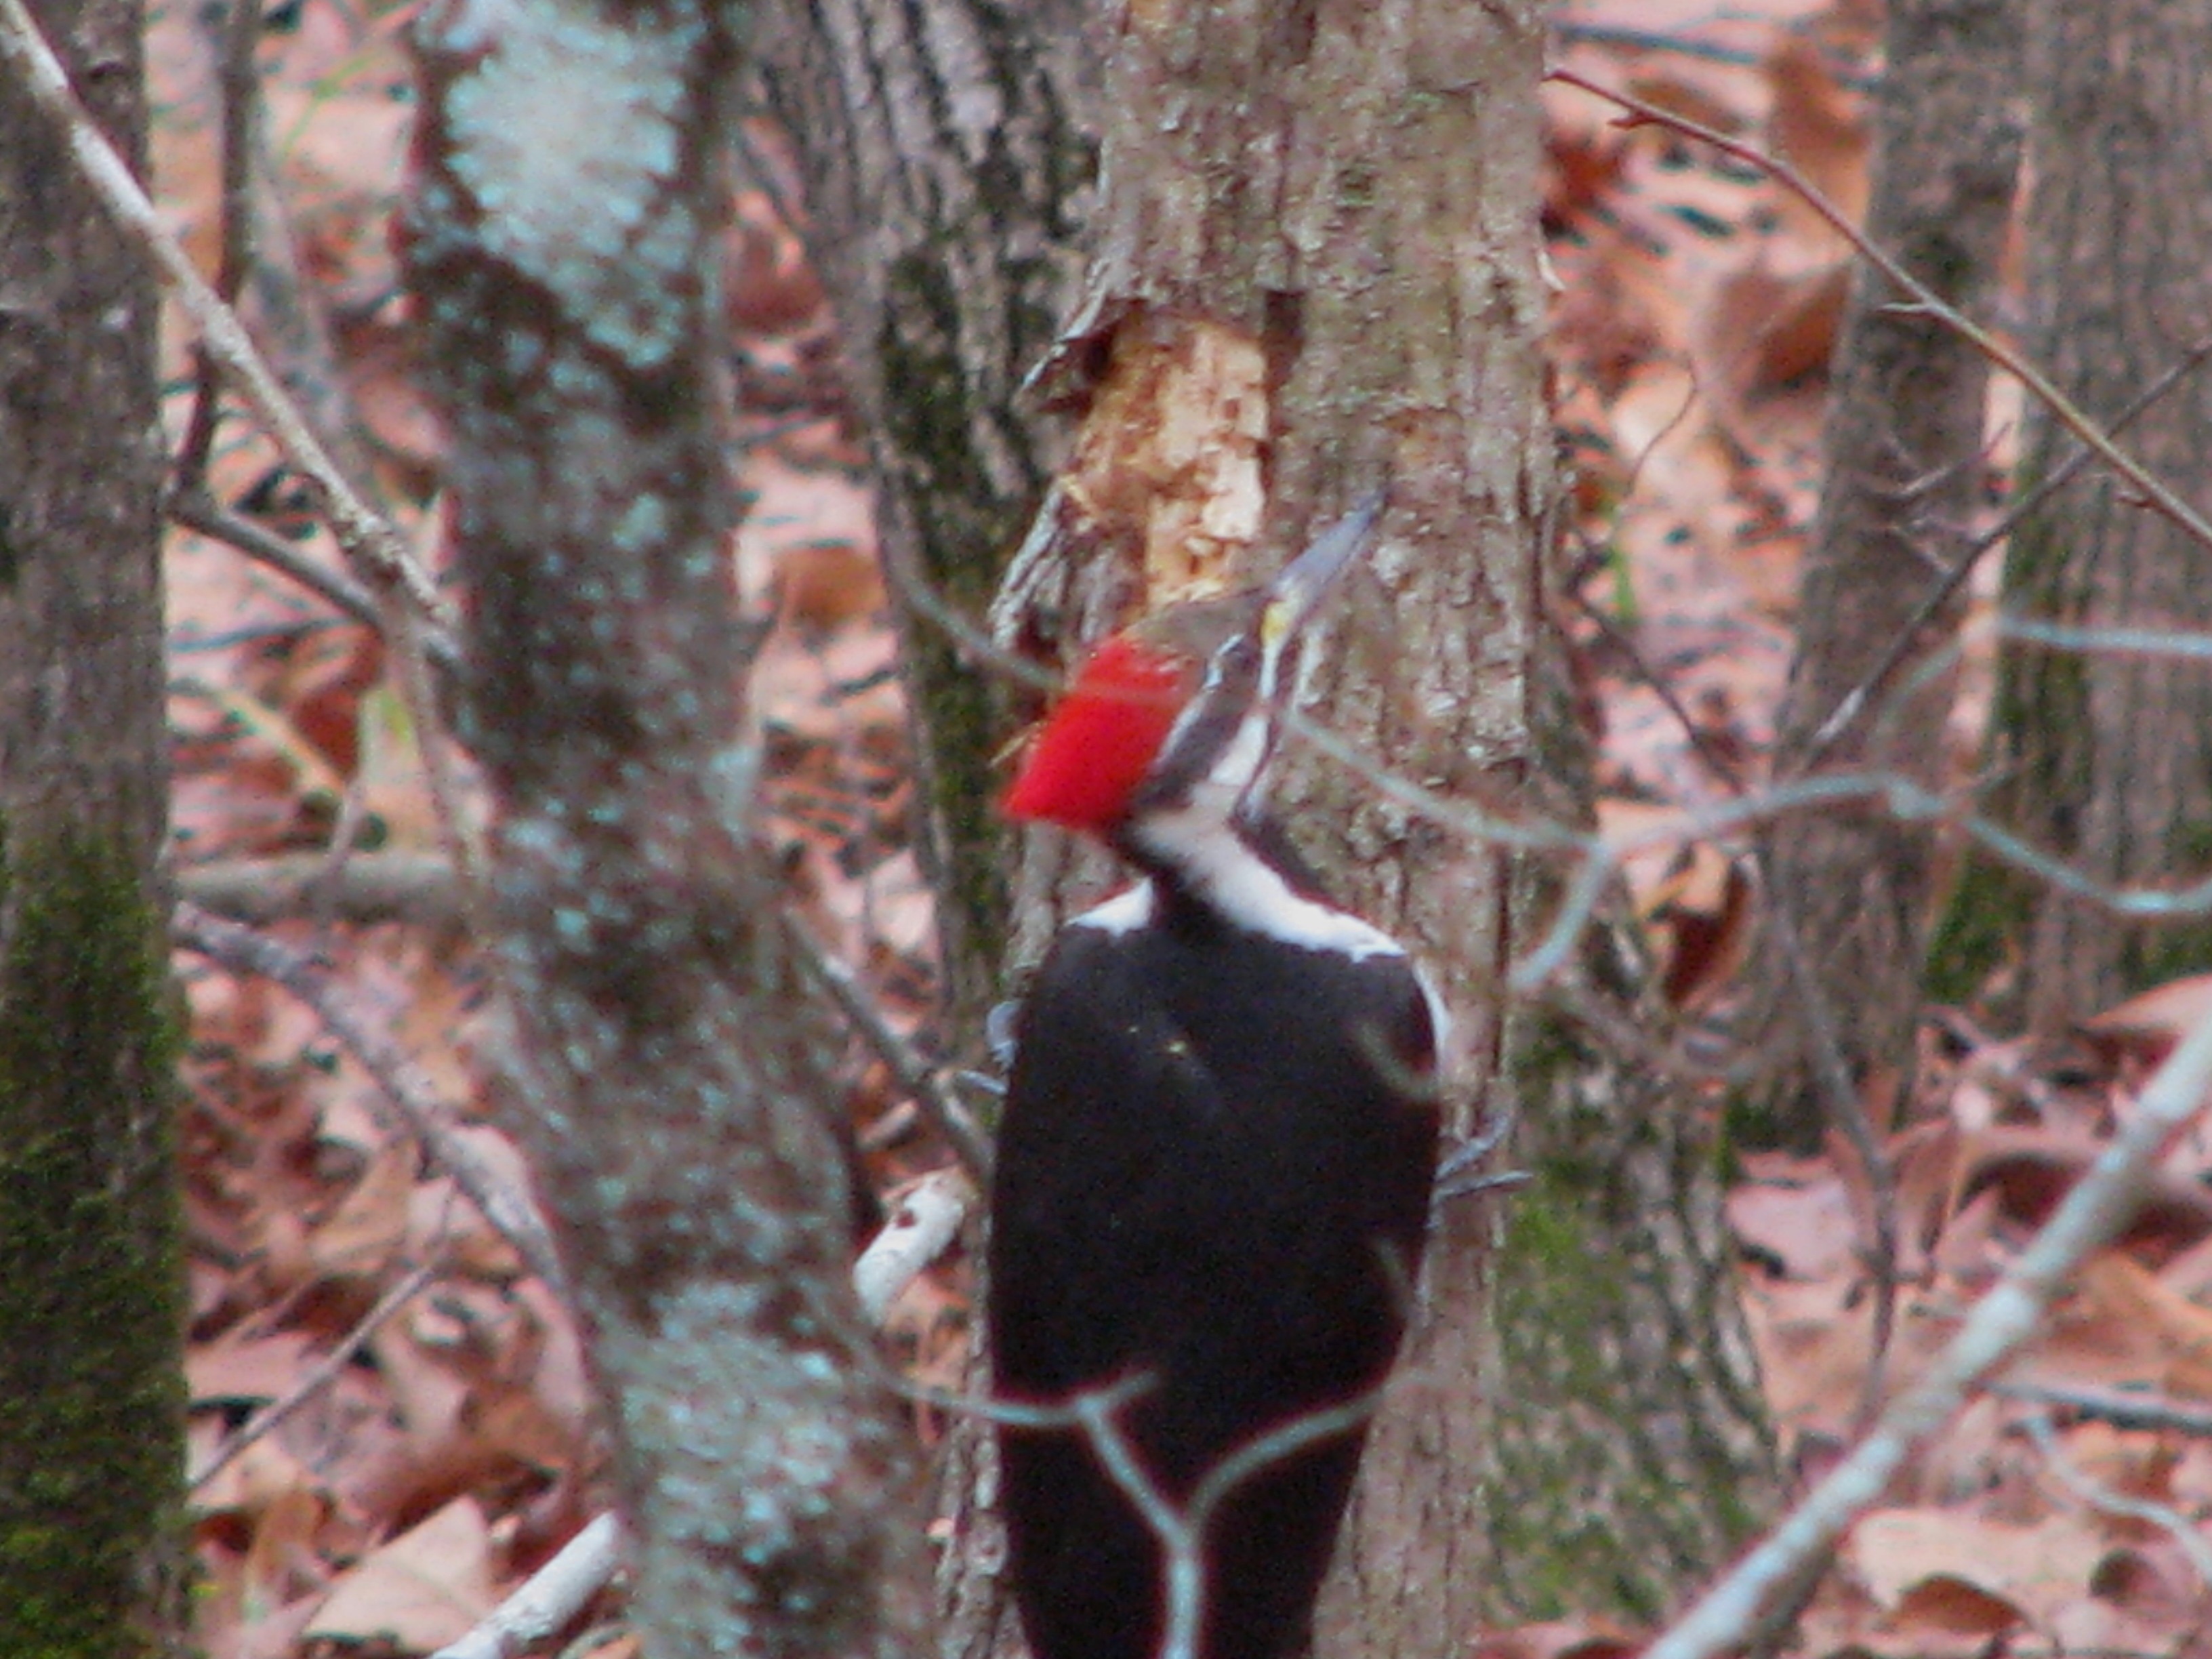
[
  {"left": 1803, "top": 335, "right": 2212, "bottom": 764},
  {"left": 430, "top": 1513, "right": 626, "bottom": 1659},
  {"left": 2000, "top": 618, "right": 2212, "bottom": 661},
  {"left": 180, "top": 848, "right": 993, "bottom": 1184},
  {"left": 180, "top": 851, "right": 466, "bottom": 930},
  {"left": 1991, "top": 1379, "right": 2212, "bottom": 1437},
  {"left": 189, "top": 1261, "right": 436, "bottom": 1492},
  {"left": 171, "top": 902, "right": 567, "bottom": 1294},
  {"left": 783, "top": 911, "right": 996, "bottom": 1183},
  {"left": 1759, "top": 886, "right": 1900, "bottom": 1425},
  {"left": 2020, "top": 1408, "right": 2212, "bottom": 1590},
  {"left": 0, "top": 0, "right": 443, "bottom": 621},
  {"left": 1548, "top": 66, "right": 2212, "bottom": 558},
  {"left": 851, "top": 1169, "right": 972, "bottom": 1324},
  {"left": 1643, "top": 994, "right": 2212, "bottom": 1659},
  {"left": 168, "top": 489, "right": 466, "bottom": 675},
  {"left": 171, "top": 0, "right": 264, "bottom": 486}
]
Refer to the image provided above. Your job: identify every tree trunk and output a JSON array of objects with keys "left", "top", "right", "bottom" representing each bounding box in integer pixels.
[
  {"left": 1761, "top": 0, "right": 2024, "bottom": 1147},
  {"left": 0, "top": 1, "right": 188, "bottom": 1652},
  {"left": 752, "top": 0, "right": 1103, "bottom": 1037},
  {"left": 403, "top": 5, "right": 931, "bottom": 1656},
  {"left": 768, "top": 0, "right": 1778, "bottom": 1641},
  {"left": 1929, "top": 0, "right": 2212, "bottom": 1032},
  {"left": 982, "top": 0, "right": 1779, "bottom": 1641}
]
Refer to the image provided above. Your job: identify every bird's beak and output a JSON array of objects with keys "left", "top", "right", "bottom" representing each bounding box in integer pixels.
[{"left": 1259, "top": 490, "right": 1386, "bottom": 681}]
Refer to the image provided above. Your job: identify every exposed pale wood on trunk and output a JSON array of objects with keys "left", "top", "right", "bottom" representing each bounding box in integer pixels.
[{"left": 769, "top": 0, "right": 1778, "bottom": 1639}]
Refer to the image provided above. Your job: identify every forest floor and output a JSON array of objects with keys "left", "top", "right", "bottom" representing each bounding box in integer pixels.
[{"left": 149, "top": 0, "right": 2212, "bottom": 1654}]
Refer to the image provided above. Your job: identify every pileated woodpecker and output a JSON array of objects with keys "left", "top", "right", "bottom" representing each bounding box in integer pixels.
[{"left": 989, "top": 499, "right": 1441, "bottom": 1659}]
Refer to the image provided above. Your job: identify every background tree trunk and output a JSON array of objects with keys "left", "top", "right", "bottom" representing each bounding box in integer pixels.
[
  {"left": 0, "top": 0, "right": 188, "bottom": 1651},
  {"left": 752, "top": 0, "right": 1103, "bottom": 1038},
  {"left": 1931, "top": 0, "right": 2212, "bottom": 1032},
  {"left": 403, "top": 4, "right": 932, "bottom": 1655},
  {"left": 1761, "top": 0, "right": 2024, "bottom": 1147}
]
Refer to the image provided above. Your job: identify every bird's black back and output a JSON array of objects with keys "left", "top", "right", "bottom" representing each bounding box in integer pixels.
[{"left": 988, "top": 889, "right": 1439, "bottom": 1659}]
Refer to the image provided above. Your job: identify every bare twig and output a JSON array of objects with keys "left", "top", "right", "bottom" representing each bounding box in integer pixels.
[
  {"left": 171, "top": 902, "right": 567, "bottom": 1294},
  {"left": 1290, "top": 702, "right": 2212, "bottom": 989},
  {"left": 181, "top": 851, "right": 467, "bottom": 930},
  {"left": 0, "top": 0, "right": 443, "bottom": 622},
  {"left": 783, "top": 912, "right": 996, "bottom": 1182},
  {"left": 428, "top": 1183, "right": 977, "bottom": 1659},
  {"left": 1643, "top": 994, "right": 2212, "bottom": 1659},
  {"left": 1548, "top": 66, "right": 2212, "bottom": 557},
  {"left": 169, "top": 489, "right": 466, "bottom": 676},
  {"left": 1803, "top": 336, "right": 2212, "bottom": 765},
  {"left": 178, "top": 853, "right": 993, "bottom": 1184},
  {"left": 377, "top": 511, "right": 485, "bottom": 905},
  {"left": 171, "top": 0, "right": 264, "bottom": 486},
  {"left": 190, "top": 1260, "right": 436, "bottom": 1492},
  {"left": 2019, "top": 1407, "right": 2212, "bottom": 1590},
  {"left": 1576, "top": 529, "right": 1900, "bottom": 1347},
  {"left": 1067, "top": 1379, "right": 1388, "bottom": 1659},
  {"left": 1759, "top": 886, "right": 1900, "bottom": 1426},
  {"left": 2001, "top": 617, "right": 2212, "bottom": 661},
  {"left": 1991, "top": 1379, "right": 2212, "bottom": 1439},
  {"left": 851, "top": 1170, "right": 972, "bottom": 1324},
  {"left": 1569, "top": 537, "right": 1750, "bottom": 794},
  {"left": 430, "top": 1512, "right": 627, "bottom": 1659}
]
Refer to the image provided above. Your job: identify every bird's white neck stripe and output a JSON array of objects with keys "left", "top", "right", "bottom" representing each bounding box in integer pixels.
[
  {"left": 1069, "top": 857, "right": 1450, "bottom": 1051},
  {"left": 1105, "top": 813, "right": 1408, "bottom": 961}
]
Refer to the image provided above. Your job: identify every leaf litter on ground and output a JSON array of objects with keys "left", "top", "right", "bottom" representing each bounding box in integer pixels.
[{"left": 151, "top": 0, "right": 2212, "bottom": 1653}]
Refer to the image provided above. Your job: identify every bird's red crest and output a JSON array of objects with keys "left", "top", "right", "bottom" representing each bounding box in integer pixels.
[{"left": 1002, "top": 634, "right": 1189, "bottom": 832}]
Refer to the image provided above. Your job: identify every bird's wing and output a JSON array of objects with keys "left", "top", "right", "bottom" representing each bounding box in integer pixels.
[{"left": 989, "top": 924, "right": 1241, "bottom": 1404}]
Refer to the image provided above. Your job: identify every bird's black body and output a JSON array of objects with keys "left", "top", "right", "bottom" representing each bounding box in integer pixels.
[{"left": 989, "top": 867, "right": 1439, "bottom": 1659}]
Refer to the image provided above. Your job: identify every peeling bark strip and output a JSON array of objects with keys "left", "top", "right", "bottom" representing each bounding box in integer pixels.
[{"left": 403, "top": 5, "right": 929, "bottom": 1657}]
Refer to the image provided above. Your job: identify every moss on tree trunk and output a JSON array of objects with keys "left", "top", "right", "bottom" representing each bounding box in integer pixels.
[
  {"left": 0, "top": 1, "right": 184, "bottom": 1651},
  {"left": 1932, "top": 0, "right": 2212, "bottom": 1031},
  {"left": 1481, "top": 1003, "right": 1773, "bottom": 1623},
  {"left": 0, "top": 833, "right": 185, "bottom": 1659}
]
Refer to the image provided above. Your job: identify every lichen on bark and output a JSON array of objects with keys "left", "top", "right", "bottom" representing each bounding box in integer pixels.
[{"left": 405, "top": 2, "right": 931, "bottom": 1654}]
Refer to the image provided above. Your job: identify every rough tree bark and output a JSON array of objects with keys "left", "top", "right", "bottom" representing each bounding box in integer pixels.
[
  {"left": 1762, "top": 0, "right": 2024, "bottom": 1147},
  {"left": 0, "top": 0, "right": 187, "bottom": 1652},
  {"left": 1930, "top": 0, "right": 2212, "bottom": 1031},
  {"left": 752, "top": 0, "right": 1103, "bottom": 1036},
  {"left": 403, "top": 3, "right": 930, "bottom": 1656}
]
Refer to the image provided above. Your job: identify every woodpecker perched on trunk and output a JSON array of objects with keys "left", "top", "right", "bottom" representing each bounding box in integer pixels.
[{"left": 989, "top": 497, "right": 1442, "bottom": 1659}]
